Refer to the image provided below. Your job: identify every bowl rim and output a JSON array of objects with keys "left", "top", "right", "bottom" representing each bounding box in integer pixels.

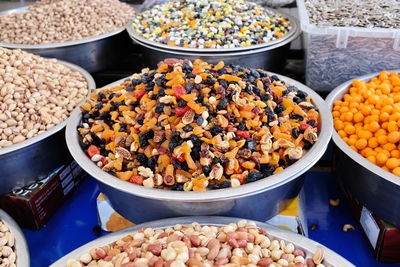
[
  {"left": 0, "top": 6, "right": 127, "bottom": 49},
  {"left": 0, "top": 209, "right": 30, "bottom": 267},
  {"left": 66, "top": 71, "right": 333, "bottom": 202},
  {"left": 0, "top": 60, "right": 96, "bottom": 156},
  {"left": 127, "top": 8, "right": 299, "bottom": 54},
  {"left": 50, "top": 216, "right": 355, "bottom": 267},
  {"left": 325, "top": 69, "right": 400, "bottom": 187}
]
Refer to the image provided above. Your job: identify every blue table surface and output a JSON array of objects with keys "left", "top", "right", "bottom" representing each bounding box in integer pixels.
[{"left": 23, "top": 171, "right": 400, "bottom": 267}]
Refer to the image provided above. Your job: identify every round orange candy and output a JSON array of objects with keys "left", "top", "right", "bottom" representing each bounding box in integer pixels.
[
  {"left": 366, "top": 155, "right": 376, "bottom": 164},
  {"left": 388, "top": 132, "right": 400, "bottom": 144},
  {"left": 376, "top": 152, "right": 388, "bottom": 165},
  {"left": 393, "top": 167, "right": 400, "bottom": 176},
  {"left": 355, "top": 139, "right": 367, "bottom": 150},
  {"left": 344, "top": 125, "right": 356, "bottom": 135},
  {"left": 386, "top": 158, "right": 400, "bottom": 169}
]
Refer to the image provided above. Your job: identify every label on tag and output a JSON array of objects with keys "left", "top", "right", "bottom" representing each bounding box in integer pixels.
[{"left": 360, "top": 206, "right": 380, "bottom": 249}]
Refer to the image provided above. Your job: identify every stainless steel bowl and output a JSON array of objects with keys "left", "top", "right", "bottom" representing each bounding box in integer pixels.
[
  {"left": 50, "top": 216, "right": 354, "bottom": 267},
  {"left": 128, "top": 9, "right": 299, "bottom": 54},
  {"left": 126, "top": 13, "right": 301, "bottom": 71},
  {"left": 0, "top": 208, "right": 30, "bottom": 267},
  {"left": 0, "top": 61, "right": 96, "bottom": 195},
  {"left": 66, "top": 73, "right": 332, "bottom": 223},
  {"left": 326, "top": 70, "right": 400, "bottom": 227},
  {"left": 0, "top": 6, "right": 133, "bottom": 73}
]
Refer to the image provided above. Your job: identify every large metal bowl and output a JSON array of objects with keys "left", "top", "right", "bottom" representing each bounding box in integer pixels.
[
  {"left": 326, "top": 70, "right": 400, "bottom": 227},
  {"left": 126, "top": 13, "right": 301, "bottom": 71},
  {"left": 128, "top": 8, "right": 299, "bottom": 54},
  {"left": 0, "top": 61, "right": 96, "bottom": 195},
  {"left": 66, "top": 73, "right": 332, "bottom": 223},
  {"left": 0, "top": 6, "right": 133, "bottom": 73},
  {"left": 50, "top": 216, "right": 354, "bottom": 267},
  {"left": 0, "top": 208, "right": 30, "bottom": 267}
]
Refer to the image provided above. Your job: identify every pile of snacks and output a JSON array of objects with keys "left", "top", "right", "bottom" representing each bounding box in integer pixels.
[
  {"left": 66, "top": 220, "right": 328, "bottom": 267},
  {"left": 333, "top": 71, "right": 400, "bottom": 176},
  {"left": 132, "top": 0, "right": 292, "bottom": 49},
  {"left": 0, "top": 220, "right": 16, "bottom": 266},
  {"left": 0, "top": 0, "right": 136, "bottom": 45},
  {"left": 77, "top": 59, "right": 320, "bottom": 191},
  {"left": 0, "top": 47, "right": 89, "bottom": 148}
]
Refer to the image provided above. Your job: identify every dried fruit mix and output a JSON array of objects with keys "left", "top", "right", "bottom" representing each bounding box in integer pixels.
[{"left": 77, "top": 59, "right": 320, "bottom": 191}]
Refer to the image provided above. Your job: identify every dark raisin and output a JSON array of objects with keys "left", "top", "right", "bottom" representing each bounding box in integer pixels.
[
  {"left": 137, "top": 118, "right": 144, "bottom": 125},
  {"left": 131, "top": 79, "right": 141, "bottom": 86},
  {"left": 183, "top": 125, "right": 193, "bottom": 132},
  {"left": 270, "top": 75, "right": 279, "bottom": 82},
  {"left": 172, "top": 183, "right": 184, "bottom": 191},
  {"left": 303, "top": 140, "right": 312, "bottom": 150},
  {"left": 253, "top": 87, "right": 261, "bottom": 95},
  {"left": 196, "top": 116, "right": 204, "bottom": 126},
  {"left": 155, "top": 103, "right": 165, "bottom": 113},
  {"left": 158, "top": 88, "right": 166, "bottom": 97},
  {"left": 212, "top": 180, "right": 231, "bottom": 189},
  {"left": 217, "top": 98, "right": 228, "bottom": 110},
  {"left": 238, "top": 121, "right": 247, "bottom": 131},
  {"left": 246, "top": 171, "right": 264, "bottom": 183},
  {"left": 296, "top": 90, "right": 308, "bottom": 98},
  {"left": 139, "top": 133, "right": 149, "bottom": 147},
  {"left": 203, "top": 166, "right": 211, "bottom": 176},
  {"left": 217, "top": 68, "right": 228, "bottom": 75},
  {"left": 99, "top": 112, "right": 110, "bottom": 120},
  {"left": 172, "top": 131, "right": 181, "bottom": 139},
  {"left": 190, "top": 134, "right": 201, "bottom": 146},
  {"left": 182, "top": 62, "right": 193, "bottom": 73},
  {"left": 260, "top": 164, "right": 275, "bottom": 177},
  {"left": 204, "top": 76, "right": 216, "bottom": 85},
  {"left": 245, "top": 139, "right": 257, "bottom": 150},
  {"left": 197, "top": 94, "right": 204, "bottom": 103},
  {"left": 292, "top": 127, "right": 299, "bottom": 139},
  {"left": 145, "top": 129, "right": 154, "bottom": 139},
  {"left": 137, "top": 153, "right": 148, "bottom": 166},
  {"left": 210, "top": 126, "right": 224, "bottom": 136},
  {"left": 260, "top": 93, "right": 270, "bottom": 102},
  {"left": 212, "top": 157, "right": 223, "bottom": 165},
  {"left": 148, "top": 157, "right": 157, "bottom": 171},
  {"left": 191, "top": 146, "right": 201, "bottom": 161},
  {"left": 274, "top": 105, "right": 286, "bottom": 114},
  {"left": 98, "top": 92, "right": 106, "bottom": 100},
  {"left": 251, "top": 69, "right": 261, "bottom": 78},
  {"left": 307, "top": 119, "right": 316, "bottom": 127},
  {"left": 245, "top": 84, "right": 253, "bottom": 94},
  {"left": 186, "top": 73, "right": 196, "bottom": 79},
  {"left": 290, "top": 114, "right": 304, "bottom": 121},
  {"left": 178, "top": 100, "right": 187, "bottom": 107}
]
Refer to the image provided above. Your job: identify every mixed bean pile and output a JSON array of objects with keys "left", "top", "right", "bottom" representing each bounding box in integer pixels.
[
  {"left": 0, "top": 220, "right": 16, "bottom": 267},
  {"left": 132, "top": 0, "right": 291, "bottom": 49},
  {"left": 66, "top": 220, "right": 328, "bottom": 267},
  {"left": 0, "top": 47, "right": 89, "bottom": 148},
  {"left": 333, "top": 71, "right": 400, "bottom": 176},
  {"left": 78, "top": 59, "right": 319, "bottom": 191},
  {"left": 0, "top": 0, "right": 136, "bottom": 45}
]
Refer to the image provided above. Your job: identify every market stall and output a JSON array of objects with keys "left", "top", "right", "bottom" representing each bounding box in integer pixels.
[{"left": 0, "top": 0, "right": 399, "bottom": 266}]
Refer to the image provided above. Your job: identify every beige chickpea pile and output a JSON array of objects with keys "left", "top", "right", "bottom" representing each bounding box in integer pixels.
[
  {"left": 0, "top": 47, "right": 89, "bottom": 148},
  {"left": 67, "top": 220, "right": 328, "bottom": 267},
  {"left": 0, "top": 0, "right": 136, "bottom": 45},
  {"left": 0, "top": 220, "right": 16, "bottom": 267}
]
